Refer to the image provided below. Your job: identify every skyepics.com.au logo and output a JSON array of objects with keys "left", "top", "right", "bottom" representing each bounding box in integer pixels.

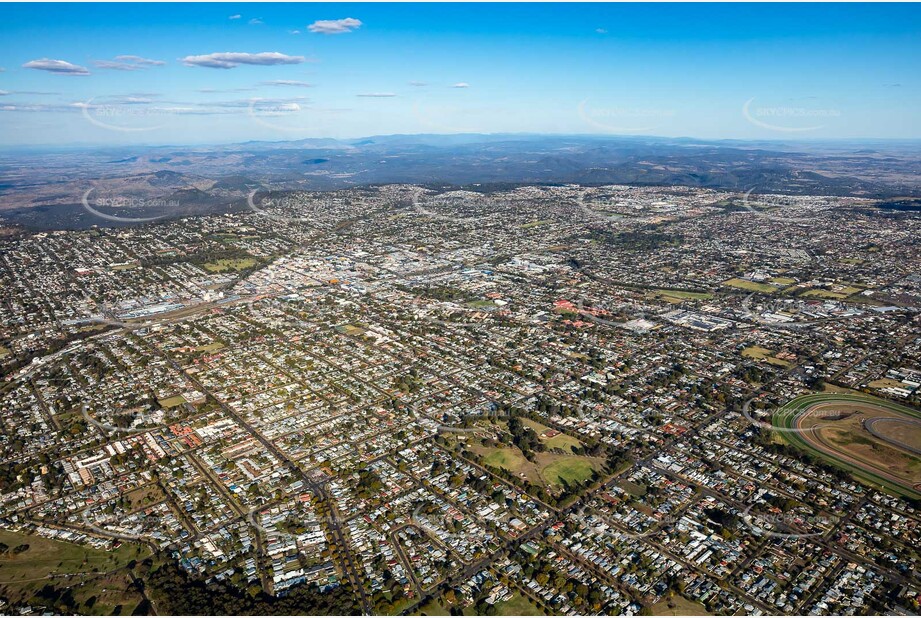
[
  {"left": 739, "top": 188, "right": 817, "bottom": 224},
  {"left": 81, "top": 188, "right": 175, "bottom": 223},
  {"left": 410, "top": 189, "right": 499, "bottom": 224},
  {"left": 741, "top": 503, "right": 840, "bottom": 539},
  {"left": 246, "top": 190, "right": 316, "bottom": 223},
  {"left": 576, "top": 189, "right": 662, "bottom": 225},
  {"left": 79, "top": 98, "right": 169, "bottom": 133},
  {"left": 740, "top": 397, "right": 850, "bottom": 436},
  {"left": 246, "top": 96, "right": 340, "bottom": 135},
  {"left": 578, "top": 100, "right": 676, "bottom": 133},
  {"left": 410, "top": 101, "right": 483, "bottom": 135},
  {"left": 743, "top": 97, "right": 841, "bottom": 133},
  {"left": 247, "top": 98, "right": 312, "bottom": 134}
]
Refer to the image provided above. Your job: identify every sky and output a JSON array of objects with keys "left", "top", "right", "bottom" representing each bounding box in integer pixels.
[{"left": 1, "top": 2, "right": 919, "bottom": 146}]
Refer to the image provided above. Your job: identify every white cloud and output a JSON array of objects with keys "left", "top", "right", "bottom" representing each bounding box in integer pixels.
[
  {"left": 182, "top": 52, "right": 306, "bottom": 69},
  {"left": 229, "top": 14, "right": 241, "bottom": 20},
  {"left": 452, "top": 82, "right": 470, "bottom": 88},
  {"left": 409, "top": 81, "right": 428, "bottom": 87},
  {"left": 0, "top": 90, "right": 8, "bottom": 96},
  {"left": 248, "top": 18, "right": 264, "bottom": 25},
  {"left": 596, "top": 28, "right": 608, "bottom": 34},
  {"left": 22, "top": 58, "right": 90, "bottom": 75},
  {"left": 261, "top": 80, "right": 314, "bottom": 88},
  {"left": 94, "top": 56, "right": 165, "bottom": 71},
  {"left": 308, "top": 18, "right": 362, "bottom": 34},
  {"left": 115, "top": 55, "right": 165, "bottom": 66},
  {"left": 198, "top": 87, "right": 257, "bottom": 93},
  {"left": 108, "top": 95, "right": 155, "bottom": 104},
  {"left": 289, "top": 29, "right": 301, "bottom": 35},
  {"left": 206, "top": 96, "right": 308, "bottom": 109},
  {"left": 1, "top": 102, "right": 75, "bottom": 112},
  {"left": 9, "top": 90, "right": 60, "bottom": 95},
  {"left": 356, "top": 92, "right": 396, "bottom": 98},
  {"left": 0, "top": 95, "right": 313, "bottom": 117},
  {"left": 94, "top": 60, "right": 139, "bottom": 71}
]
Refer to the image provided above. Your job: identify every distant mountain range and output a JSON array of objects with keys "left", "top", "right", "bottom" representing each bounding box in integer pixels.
[{"left": 1, "top": 134, "right": 918, "bottom": 230}]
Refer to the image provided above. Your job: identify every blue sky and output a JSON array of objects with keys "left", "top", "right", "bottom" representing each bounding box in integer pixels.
[{"left": 1, "top": 3, "right": 919, "bottom": 146}]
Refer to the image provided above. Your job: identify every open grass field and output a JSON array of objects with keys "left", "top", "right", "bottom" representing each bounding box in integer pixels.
[
  {"left": 741, "top": 345, "right": 772, "bottom": 360},
  {"left": 723, "top": 278, "right": 778, "bottom": 293},
  {"left": 539, "top": 455, "right": 599, "bottom": 487},
  {"left": 194, "top": 342, "right": 225, "bottom": 353},
  {"left": 800, "top": 285, "right": 864, "bottom": 300},
  {"left": 0, "top": 529, "right": 147, "bottom": 581},
  {"left": 475, "top": 446, "right": 541, "bottom": 483},
  {"left": 647, "top": 289, "right": 713, "bottom": 304},
  {"left": 493, "top": 593, "right": 545, "bottom": 615},
  {"left": 0, "top": 529, "right": 149, "bottom": 612},
  {"left": 765, "top": 357, "right": 793, "bottom": 368},
  {"left": 337, "top": 324, "right": 367, "bottom": 336},
  {"left": 201, "top": 257, "right": 258, "bottom": 273},
  {"left": 775, "top": 393, "right": 921, "bottom": 498},
  {"left": 157, "top": 395, "right": 186, "bottom": 408},
  {"left": 543, "top": 432, "right": 582, "bottom": 452},
  {"left": 520, "top": 418, "right": 583, "bottom": 452},
  {"left": 868, "top": 418, "right": 921, "bottom": 452},
  {"left": 868, "top": 378, "right": 908, "bottom": 389},
  {"left": 652, "top": 594, "right": 711, "bottom": 616},
  {"left": 741, "top": 346, "right": 793, "bottom": 368},
  {"left": 821, "top": 382, "right": 864, "bottom": 395},
  {"left": 472, "top": 444, "right": 602, "bottom": 491},
  {"left": 520, "top": 219, "right": 552, "bottom": 229},
  {"left": 618, "top": 479, "right": 647, "bottom": 497},
  {"left": 800, "top": 289, "right": 848, "bottom": 300},
  {"left": 110, "top": 262, "right": 140, "bottom": 272},
  {"left": 417, "top": 598, "right": 450, "bottom": 615},
  {"left": 123, "top": 484, "right": 167, "bottom": 513}
]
